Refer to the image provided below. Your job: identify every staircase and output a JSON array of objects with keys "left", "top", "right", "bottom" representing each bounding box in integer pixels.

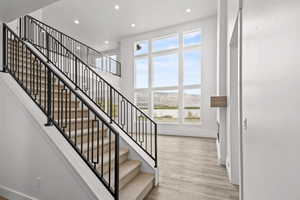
[
  {"left": 3, "top": 16, "right": 157, "bottom": 200},
  {"left": 21, "top": 16, "right": 158, "bottom": 171}
]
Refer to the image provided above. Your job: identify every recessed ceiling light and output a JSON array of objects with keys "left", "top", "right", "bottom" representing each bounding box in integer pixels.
[
  {"left": 74, "top": 20, "right": 80, "bottom": 24},
  {"left": 186, "top": 8, "right": 192, "bottom": 13},
  {"left": 131, "top": 23, "right": 136, "bottom": 28},
  {"left": 104, "top": 40, "right": 109, "bottom": 44},
  {"left": 114, "top": 5, "right": 120, "bottom": 10}
]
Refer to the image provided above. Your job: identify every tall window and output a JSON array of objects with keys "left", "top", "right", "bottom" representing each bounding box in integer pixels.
[{"left": 134, "top": 30, "right": 202, "bottom": 124}]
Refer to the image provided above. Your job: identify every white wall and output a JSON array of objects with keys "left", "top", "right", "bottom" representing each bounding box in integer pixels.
[
  {"left": 0, "top": 74, "right": 112, "bottom": 200},
  {"left": 120, "top": 16, "right": 217, "bottom": 138},
  {"left": 243, "top": 0, "right": 300, "bottom": 199},
  {"left": 8, "top": 9, "right": 43, "bottom": 34}
]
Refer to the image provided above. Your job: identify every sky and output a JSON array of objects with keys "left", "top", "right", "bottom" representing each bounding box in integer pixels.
[{"left": 135, "top": 31, "right": 202, "bottom": 91}]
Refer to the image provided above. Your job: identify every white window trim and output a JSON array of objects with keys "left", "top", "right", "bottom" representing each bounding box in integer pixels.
[{"left": 134, "top": 30, "right": 203, "bottom": 125}]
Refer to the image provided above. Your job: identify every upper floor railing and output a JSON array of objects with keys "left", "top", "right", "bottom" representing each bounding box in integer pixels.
[
  {"left": 3, "top": 23, "right": 120, "bottom": 199},
  {"left": 24, "top": 15, "right": 121, "bottom": 77},
  {"left": 20, "top": 16, "right": 158, "bottom": 168}
]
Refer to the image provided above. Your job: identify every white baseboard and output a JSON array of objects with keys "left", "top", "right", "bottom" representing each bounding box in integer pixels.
[{"left": 0, "top": 184, "right": 38, "bottom": 200}]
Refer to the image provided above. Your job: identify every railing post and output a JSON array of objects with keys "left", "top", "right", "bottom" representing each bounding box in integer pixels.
[
  {"left": 24, "top": 16, "right": 27, "bottom": 40},
  {"left": 45, "top": 67, "right": 53, "bottom": 126},
  {"left": 46, "top": 32, "right": 50, "bottom": 62},
  {"left": 110, "top": 87, "right": 113, "bottom": 123},
  {"left": 114, "top": 134, "right": 119, "bottom": 200},
  {"left": 45, "top": 31, "right": 52, "bottom": 126},
  {"left": 2, "top": 25, "right": 7, "bottom": 72},
  {"left": 19, "top": 18, "right": 21, "bottom": 38}
]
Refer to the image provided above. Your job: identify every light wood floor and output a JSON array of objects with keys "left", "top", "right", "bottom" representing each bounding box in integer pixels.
[
  {"left": 146, "top": 135, "right": 239, "bottom": 200},
  {"left": 0, "top": 196, "right": 7, "bottom": 200}
]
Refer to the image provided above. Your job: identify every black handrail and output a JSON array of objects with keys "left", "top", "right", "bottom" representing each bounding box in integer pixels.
[
  {"left": 21, "top": 16, "right": 158, "bottom": 168},
  {"left": 3, "top": 23, "right": 119, "bottom": 200},
  {"left": 25, "top": 15, "right": 121, "bottom": 77}
]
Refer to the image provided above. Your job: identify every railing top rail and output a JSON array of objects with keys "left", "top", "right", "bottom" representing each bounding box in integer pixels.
[
  {"left": 26, "top": 17, "right": 156, "bottom": 125},
  {"left": 4, "top": 23, "right": 121, "bottom": 134},
  {"left": 25, "top": 15, "right": 120, "bottom": 65}
]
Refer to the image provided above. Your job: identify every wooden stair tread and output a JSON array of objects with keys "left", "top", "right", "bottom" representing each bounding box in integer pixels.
[
  {"left": 94, "top": 148, "right": 129, "bottom": 169},
  {"left": 104, "top": 160, "right": 142, "bottom": 189},
  {"left": 120, "top": 172, "right": 154, "bottom": 200},
  {"left": 95, "top": 148, "right": 129, "bottom": 174},
  {"left": 118, "top": 160, "right": 141, "bottom": 180},
  {"left": 81, "top": 136, "right": 115, "bottom": 152},
  {"left": 103, "top": 148, "right": 129, "bottom": 165},
  {"left": 70, "top": 127, "right": 107, "bottom": 137}
]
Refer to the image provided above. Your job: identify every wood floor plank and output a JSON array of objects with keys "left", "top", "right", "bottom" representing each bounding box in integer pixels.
[{"left": 145, "top": 135, "right": 239, "bottom": 200}]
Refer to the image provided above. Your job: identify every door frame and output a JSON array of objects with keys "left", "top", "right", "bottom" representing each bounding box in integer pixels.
[
  {"left": 228, "top": 9, "right": 244, "bottom": 200},
  {"left": 237, "top": 10, "right": 244, "bottom": 200}
]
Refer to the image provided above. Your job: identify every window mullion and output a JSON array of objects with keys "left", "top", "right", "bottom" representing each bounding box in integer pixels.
[
  {"left": 178, "top": 32, "right": 184, "bottom": 124},
  {"left": 149, "top": 39, "right": 153, "bottom": 118}
]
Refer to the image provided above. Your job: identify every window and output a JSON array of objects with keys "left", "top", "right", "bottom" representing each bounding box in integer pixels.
[
  {"left": 152, "top": 35, "right": 178, "bottom": 52},
  {"left": 96, "top": 58, "right": 102, "bottom": 69},
  {"left": 110, "top": 55, "right": 117, "bottom": 73},
  {"left": 135, "top": 58, "right": 149, "bottom": 88},
  {"left": 153, "top": 54, "right": 178, "bottom": 88},
  {"left": 134, "top": 40, "right": 149, "bottom": 56},
  {"left": 184, "top": 89, "right": 201, "bottom": 123},
  {"left": 135, "top": 91, "right": 149, "bottom": 113},
  {"left": 133, "top": 30, "right": 202, "bottom": 124},
  {"left": 183, "top": 50, "right": 202, "bottom": 85},
  {"left": 184, "top": 30, "right": 202, "bottom": 47},
  {"left": 154, "top": 90, "right": 178, "bottom": 122}
]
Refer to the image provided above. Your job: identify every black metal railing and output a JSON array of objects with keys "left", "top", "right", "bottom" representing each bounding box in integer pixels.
[
  {"left": 23, "top": 15, "right": 121, "bottom": 77},
  {"left": 3, "top": 23, "right": 120, "bottom": 200},
  {"left": 20, "top": 16, "right": 158, "bottom": 168}
]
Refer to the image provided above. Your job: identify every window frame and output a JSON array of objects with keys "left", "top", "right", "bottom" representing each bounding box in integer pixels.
[{"left": 133, "top": 29, "right": 203, "bottom": 125}]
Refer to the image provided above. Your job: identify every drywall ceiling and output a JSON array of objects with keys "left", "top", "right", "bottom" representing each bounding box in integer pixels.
[
  {"left": 42, "top": 0, "right": 217, "bottom": 50},
  {"left": 0, "top": 0, "right": 60, "bottom": 22}
]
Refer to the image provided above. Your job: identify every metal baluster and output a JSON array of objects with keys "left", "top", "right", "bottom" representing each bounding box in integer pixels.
[
  {"left": 75, "top": 96, "right": 78, "bottom": 146},
  {"left": 101, "top": 122, "right": 104, "bottom": 176},
  {"left": 81, "top": 102, "right": 84, "bottom": 154},
  {"left": 114, "top": 134, "right": 119, "bottom": 198},
  {"left": 2, "top": 26, "right": 7, "bottom": 72}
]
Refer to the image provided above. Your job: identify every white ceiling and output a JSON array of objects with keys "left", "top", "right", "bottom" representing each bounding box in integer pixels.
[
  {"left": 0, "top": 0, "right": 59, "bottom": 22},
  {"left": 42, "top": 0, "right": 217, "bottom": 51}
]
